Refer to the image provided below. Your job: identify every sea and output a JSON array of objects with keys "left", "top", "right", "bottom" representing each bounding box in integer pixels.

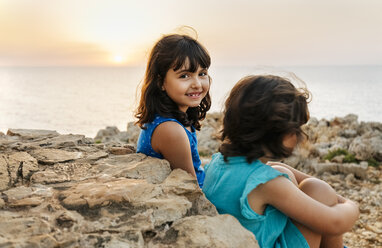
[{"left": 1, "top": 65, "right": 381, "bottom": 138}]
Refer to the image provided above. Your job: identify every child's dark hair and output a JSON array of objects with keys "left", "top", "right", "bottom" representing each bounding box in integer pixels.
[
  {"left": 219, "top": 75, "right": 310, "bottom": 163},
  {"left": 135, "top": 34, "right": 211, "bottom": 130}
]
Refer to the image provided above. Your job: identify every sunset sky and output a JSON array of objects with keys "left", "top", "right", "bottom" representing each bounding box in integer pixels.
[{"left": 1, "top": 0, "right": 381, "bottom": 67}]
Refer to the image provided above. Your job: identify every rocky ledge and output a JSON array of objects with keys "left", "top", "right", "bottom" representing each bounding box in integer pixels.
[
  {"left": 0, "top": 129, "right": 258, "bottom": 247},
  {"left": 1, "top": 113, "right": 381, "bottom": 247}
]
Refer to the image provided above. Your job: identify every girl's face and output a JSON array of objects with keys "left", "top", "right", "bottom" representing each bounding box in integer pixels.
[{"left": 162, "top": 60, "right": 210, "bottom": 112}]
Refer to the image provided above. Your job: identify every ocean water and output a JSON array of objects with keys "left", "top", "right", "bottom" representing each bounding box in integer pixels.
[{"left": 0, "top": 65, "right": 381, "bottom": 137}]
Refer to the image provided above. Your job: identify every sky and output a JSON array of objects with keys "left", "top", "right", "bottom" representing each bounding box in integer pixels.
[{"left": 1, "top": 0, "right": 382, "bottom": 67}]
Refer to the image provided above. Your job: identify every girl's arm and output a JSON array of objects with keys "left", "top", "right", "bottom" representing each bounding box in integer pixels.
[
  {"left": 151, "top": 121, "right": 196, "bottom": 177},
  {"left": 266, "top": 161, "right": 312, "bottom": 184},
  {"left": 249, "top": 176, "right": 359, "bottom": 235}
]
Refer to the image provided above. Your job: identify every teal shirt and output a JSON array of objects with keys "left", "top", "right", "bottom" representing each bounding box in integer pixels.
[{"left": 202, "top": 153, "right": 309, "bottom": 248}]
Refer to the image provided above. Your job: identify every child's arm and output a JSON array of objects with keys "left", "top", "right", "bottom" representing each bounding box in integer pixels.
[
  {"left": 266, "top": 161, "right": 312, "bottom": 184},
  {"left": 151, "top": 121, "right": 197, "bottom": 177},
  {"left": 250, "top": 176, "right": 359, "bottom": 235}
]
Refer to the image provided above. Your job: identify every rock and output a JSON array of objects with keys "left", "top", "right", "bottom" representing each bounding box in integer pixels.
[
  {"left": 7, "top": 129, "right": 59, "bottom": 140},
  {"left": 37, "top": 134, "right": 88, "bottom": 148},
  {"left": 197, "top": 113, "right": 222, "bottom": 156},
  {"left": 339, "top": 129, "right": 358, "bottom": 138},
  {"left": 307, "top": 117, "right": 319, "bottom": 126},
  {"left": 30, "top": 170, "right": 70, "bottom": 184},
  {"left": 99, "top": 156, "right": 172, "bottom": 184},
  {"left": 94, "top": 126, "right": 132, "bottom": 144},
  {"left": 29, "top": 148, "right": 83, "bottom": 165},
  {"left": 349, "top": 131, "right": 382, "bottom": 161},
  {"left": 2, "top": 114, "right": 382, "bottom": 247},
  {"left": 7, "top": 152, "right": 39, "bottom": 185},
  {"left": 0, "top": 135, "right": 19, "bottom": 149},
  {"left": 59, "top": 177, "right": 160, "bottom": 209},
  {"left": 0, "top": 212, "right": 55, "bottom": 246},
  {"left": 93, "top": 124, "right": 140, "bottom": 145},
  {"left": 312, "top": 161, "right": 368, "bottom": 179},
  {"left": 82, "top": 150, "right": 109, "bottom": 162},
  {"left": 0, "top": 155, "right": 9, "bottom": 191},
  {"left": 108, "top": 146, "right": 135, "bottom": 155},
  {"left": 126, "top": 122, "right": 141, "bottom": 144},
  {"left": 331, "top": 155, "right": 345, "bottom": 163},
  {"left": 151, "top": 215, "right": 259, "bottom": 248}
]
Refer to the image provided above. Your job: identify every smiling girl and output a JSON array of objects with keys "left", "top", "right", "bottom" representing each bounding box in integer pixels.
[{"left": 135, "top": 34, "right": 211, "bottom": 187}]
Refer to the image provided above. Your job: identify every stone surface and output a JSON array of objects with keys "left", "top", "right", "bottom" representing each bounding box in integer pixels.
[
  {"left": 312, "top": 161, "right": 368, "bottom": 179},
  {"left": 0, "top": 155, "right": 9, "bottom": 191},
  {"left": 149, "top": 215, "right": 259, "bottom": 248},
  {"left": 7, "top": 129, "right": 59, "bottom": 140},
  {"left": 0, "top": 128, "right": 254, "bottom": 247},
  {"left": 0, "top": 115, "right": 381, "bottom": 247},
  {"left": 29, "top": 148, "right": 83, "bottom": 165}
]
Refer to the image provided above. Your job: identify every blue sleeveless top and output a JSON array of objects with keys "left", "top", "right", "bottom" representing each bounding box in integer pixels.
[
  {"left": 136, "top": 115, "right": 205, "bottom": 187},
  {"left": 203, "top": 153, "right": 309, "bottom": 248}
]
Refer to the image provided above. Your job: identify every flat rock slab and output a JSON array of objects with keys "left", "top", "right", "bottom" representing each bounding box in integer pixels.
[
  {"left": 7, "top": 129, "right": 59, "bottom": 140},
  {"left": 151, "top": 215, "right": 259, "bottom": 248},
  {"left": 59, "top": 177, "right": 160, "bottom": 209},
  {"left": 29, "top": 148, "right": 83, "bottom": 165},
  {"left": 312, "top": 162, "right": 368, "bottom": 179},
  {"left": 37, "top": 134, "right": 87, "bottom": 148},
  {"left": 99, "top": 156, "right": 171, "bottom": 184}
]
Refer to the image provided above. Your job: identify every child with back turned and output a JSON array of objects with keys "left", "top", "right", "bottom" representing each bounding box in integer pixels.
[
  {"left": 135, "top": 33, "right": 211, "bottom": 187},
  {"left": 202, "top": 75, "right": 359, "bottom": 248}
]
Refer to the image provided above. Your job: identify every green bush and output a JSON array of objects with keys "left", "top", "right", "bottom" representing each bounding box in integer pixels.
[
  {"left": 343, "top": 153, "right": 357, "bottom": 163},
  {"left": 324, "top": 148, "right": 380, "bottom": 167},
  {"left": 323, "top": 149, "right": 349, "bottom": 161},
  {"left": 367, "top": 158, "right": 380, "bottom": 167}
]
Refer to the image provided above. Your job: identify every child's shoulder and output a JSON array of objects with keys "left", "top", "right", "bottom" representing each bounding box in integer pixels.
[{"left": 155, "top": 121, "right": 186, "bottom": 136}]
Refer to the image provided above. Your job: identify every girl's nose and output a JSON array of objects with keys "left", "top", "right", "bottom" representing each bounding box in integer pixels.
[{"left": 192, "top": 77, "right": 202, "bottom": 88}]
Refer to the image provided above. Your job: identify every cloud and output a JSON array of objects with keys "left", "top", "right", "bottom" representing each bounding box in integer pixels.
[{"left": 0, "top": 41, "right": 110, "bottom": 66}]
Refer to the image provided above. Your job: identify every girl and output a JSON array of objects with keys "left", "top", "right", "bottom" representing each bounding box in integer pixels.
[
  {"left": 202, "top": 75, "right": 359, "bottom": 248},
  {"left": 135, "top": 34, "right": 211, "bottom": 187}
]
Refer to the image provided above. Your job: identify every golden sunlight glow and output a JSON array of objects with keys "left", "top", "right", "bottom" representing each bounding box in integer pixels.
[
  {"left": 1, "top": 1, "right": 382, "bottom": 66},
  {"left": 113, "top": 55, "right": 123, "bottom": 64}
]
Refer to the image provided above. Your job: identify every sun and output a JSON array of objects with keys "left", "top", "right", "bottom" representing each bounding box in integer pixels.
[{"left": 113, "top": 55, "right": 124, "bottom": 64}]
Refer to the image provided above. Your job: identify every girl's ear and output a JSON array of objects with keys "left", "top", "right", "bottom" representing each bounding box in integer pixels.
[{"left": 156, "top": 75, "right": 165, "bottom": 91}]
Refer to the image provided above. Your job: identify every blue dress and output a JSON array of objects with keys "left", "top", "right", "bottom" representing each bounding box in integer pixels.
[
  {"left": 136, "top": 115, "right": 205, "bottom": 187},
  {"left": 202, "top": 153, "right": 309, "bottom": 248}
]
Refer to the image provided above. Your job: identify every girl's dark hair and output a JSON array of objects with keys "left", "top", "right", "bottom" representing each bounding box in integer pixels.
[
  {"left": 135, "top": 34, "right": 211, "bottom": 130},
  {"left": 219, "top": 75, "right": 310, "bottom": 163}
]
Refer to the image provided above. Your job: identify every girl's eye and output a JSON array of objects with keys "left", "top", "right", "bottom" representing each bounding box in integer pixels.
[
  {"left": 179, "top": 74, "right": 189, "bottom": 79},
  {"left": 199, "top": 71, "right": 208, "bottom": 77}
]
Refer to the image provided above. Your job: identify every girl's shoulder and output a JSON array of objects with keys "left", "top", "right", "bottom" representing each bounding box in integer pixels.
[
  {"left": 150, "top": 115, "right": 195, "bottom": 134},
  {"left": 207, "top": 153, "right": 284, "bottom": 180},
  {"left": 152, "top": 115, "right": 179, "bottom": 125}
]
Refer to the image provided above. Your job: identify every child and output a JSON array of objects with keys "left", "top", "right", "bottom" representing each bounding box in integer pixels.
[
  {"left": 202, "top": 75, "right": 359, "bottom": 248},
  {"left": 135, "top": 33, "right": 211, "bottom": 187}
]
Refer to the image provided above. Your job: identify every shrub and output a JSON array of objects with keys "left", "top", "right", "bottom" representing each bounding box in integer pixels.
[
  {"left": 323, "top": 149, "right": 349, "bottom": 161},
  {"left": 367, "top": 158, "right": 380, "bottom": 167}
]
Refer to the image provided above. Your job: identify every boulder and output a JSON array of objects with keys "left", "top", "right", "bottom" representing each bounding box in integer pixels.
[
  {"left": 7, "top": 129, "right": 59, "bottom": 140},
  {"left": 29, "top": 148, "right": 83, "bottom": 165},
  {"left": 311, "top": 161, "right": 368, "bottom": 179},
  {"left": 349, "top": 131, "right": 382, "bottom": 161}
]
